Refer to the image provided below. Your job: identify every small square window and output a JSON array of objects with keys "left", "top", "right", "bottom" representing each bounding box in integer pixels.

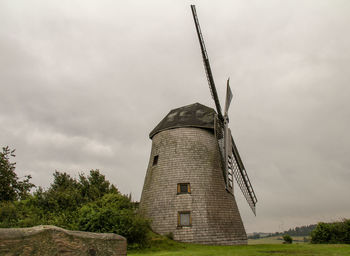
[
  {"left": 177, "top": 183, "right": 190, "bottom": 194},
  {"left": 178, "top": 211, "right": 191, "bottom": 227},
  {"left": 152, "top": 155, "right": 158, "bottom": 166}
]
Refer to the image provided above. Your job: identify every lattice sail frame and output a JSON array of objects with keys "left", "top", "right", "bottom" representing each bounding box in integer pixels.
[
  {"left": 214, "top": 116, "right": 257, "bottom": 215},
  {"left": 214, "top": 116, "right": 225, "bottom": 179},
  {"left": 230, "top": 134, "right": 257, "bottom": 215}
]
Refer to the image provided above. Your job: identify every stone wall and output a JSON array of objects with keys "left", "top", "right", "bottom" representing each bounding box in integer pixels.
[
  {"left": 139, "top": 127, "right": 247, "bottom": 245},
  {"left": 0, "top": 225, "right": 126, "bottom": 256}
]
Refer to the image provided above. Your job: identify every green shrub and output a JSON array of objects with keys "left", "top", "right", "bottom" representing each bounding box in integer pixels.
[
  {"left": 283, "top": 234, "right": 293, "bottom": 244},
  {"left": 78, "top": 193, "right": 150, "bottom": 246},
  {"left": 311, "top": 219, "right": 350, "bottom": 244},
  {"left": 0, "top": 201, "right": 18, "bottom": 227}
]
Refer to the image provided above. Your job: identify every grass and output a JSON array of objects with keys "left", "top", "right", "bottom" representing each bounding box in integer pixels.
[
  {"left": 248, "top": 236, "right": 309, "bottom": 245},
  {"left": 129, "top": 234, "right": 350, "bottom": 256}
]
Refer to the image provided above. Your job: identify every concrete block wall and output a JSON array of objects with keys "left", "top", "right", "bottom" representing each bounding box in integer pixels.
[{"left": 139, "top": 127, "right": 247, "bottom": 245}]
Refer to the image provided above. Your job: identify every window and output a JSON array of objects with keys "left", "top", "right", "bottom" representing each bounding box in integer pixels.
[
  {"left": 178, "top": 211, "right": 191, "bottom": 227},
  {"left": 152, "top": 155, "right": 158, "bottom": 166},
  {"left": 177, "top": 183, "right": 190, "bottom": 194}
]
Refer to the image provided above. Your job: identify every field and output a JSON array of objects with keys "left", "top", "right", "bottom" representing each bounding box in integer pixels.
[
  {"left": 129, "top": 244, "right": 350, "bottom": 256},
  {"left": 248, "top": 236, "right": 308, "bottom": 245},
  {"left": 129, "top": 236, "right": 350, "bottom": 256}
]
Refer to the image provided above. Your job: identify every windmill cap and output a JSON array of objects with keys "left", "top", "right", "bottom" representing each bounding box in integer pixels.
[{"left": 149, "top": 102, "right": 216, "bottom": 139}]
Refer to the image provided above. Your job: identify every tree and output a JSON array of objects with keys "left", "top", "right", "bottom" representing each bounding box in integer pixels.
[
  {"left": 25, "top": 170, "right": 120, "bottom": 229},
  {"left": 0, "top": 165, "right": 152, "bottom": 247},
  {"left": 311, "top": 220, "right": 350, "bottom": 244},
  {"left": 78, "top": 169, "right": 119, "bottom": 202},
  {"left": 0, "top": 146, "right": 35, "bottom": 201}
]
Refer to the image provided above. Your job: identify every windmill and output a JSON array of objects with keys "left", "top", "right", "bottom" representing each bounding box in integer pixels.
[
  {"left": 191, "top": 5, "right": 257, "bottom": 215},
  {"left": 139, "top": 5, "right": 257, "bottom": 245}
]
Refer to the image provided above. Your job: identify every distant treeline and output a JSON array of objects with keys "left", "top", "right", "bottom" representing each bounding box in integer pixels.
[
  {"left": 249, "top": 221, "right": 350, "bottom": 244},
  {"left": 249, "top": 224, "right": 317, "bottom": 239},
  {"left": 272, "top": 224, "right": 317, "bottom": 237}
]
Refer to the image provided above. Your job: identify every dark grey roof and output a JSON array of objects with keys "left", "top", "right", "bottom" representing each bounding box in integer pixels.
[{"left": 149, "top": 103, "right": 216, "bottom": 138}]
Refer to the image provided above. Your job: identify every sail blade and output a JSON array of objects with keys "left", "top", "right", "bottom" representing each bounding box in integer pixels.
[
  {"left": 230, "top": 134, "right": 258, "bottom": 215},
  {"left": 224, "top": 79, "right": 233, "bottom": 115},
  {"left": 191, "top": 5, "right": 223, "bottom": 121}
]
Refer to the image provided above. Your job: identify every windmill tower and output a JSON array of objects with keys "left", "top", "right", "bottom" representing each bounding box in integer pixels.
[{"left": 139, "top": 5, "right": 257, "bottom": 245}]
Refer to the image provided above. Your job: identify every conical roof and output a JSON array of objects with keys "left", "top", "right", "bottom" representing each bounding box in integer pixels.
[{"left": 149, "top": 103, "right": 216, "bottom": 138}]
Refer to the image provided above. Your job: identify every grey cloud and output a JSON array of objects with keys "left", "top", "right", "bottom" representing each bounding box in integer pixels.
[{"left": 1, "top": 0, "right": 350, "bottom": 233}]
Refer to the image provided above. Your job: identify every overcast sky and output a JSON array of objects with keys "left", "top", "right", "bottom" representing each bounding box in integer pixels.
[{"left": 1, "top": 0, "right": 349, "bottom": 233}]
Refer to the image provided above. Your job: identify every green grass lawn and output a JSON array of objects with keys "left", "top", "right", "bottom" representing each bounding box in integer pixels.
[
  {"left": 248, "top": 236, "right": 308, "bottom": 245},
  {"left": 129, "top": 235, "right": 350, "bottom": 256},
  {"left": 129, "top": 244, "right": 350, "bottom": 256}
]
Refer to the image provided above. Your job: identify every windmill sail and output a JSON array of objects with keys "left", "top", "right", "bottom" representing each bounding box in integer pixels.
[
  {"left": 191, "top": 5, "right": 223, "bottom": 121},
  {"left": 224, "top": 79, "right": 233, "bottom": 115},
  {"left": 191, "top": 4, "right": 257, "bottom": 216},
  {"left": 230, "top": 135, "right": 258, "bottom": 215}
]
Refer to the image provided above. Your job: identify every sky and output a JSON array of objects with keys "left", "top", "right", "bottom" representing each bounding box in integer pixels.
[{"left": 1, "top": 0, "right": 349, "bottom": 233}]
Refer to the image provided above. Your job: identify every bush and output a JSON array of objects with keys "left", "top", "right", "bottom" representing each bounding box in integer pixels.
[
  {"left": 311, "top": 219, "right": 350, "bottom": 244},
  {"left": 0, "top": 201, "right": 18, "bottom": 227},
  {"left": 78, "top": 193, "right": 150, "bottom": 246},
  {"left": 283, "top": 234, "right": 293, "bottom": 244}
]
